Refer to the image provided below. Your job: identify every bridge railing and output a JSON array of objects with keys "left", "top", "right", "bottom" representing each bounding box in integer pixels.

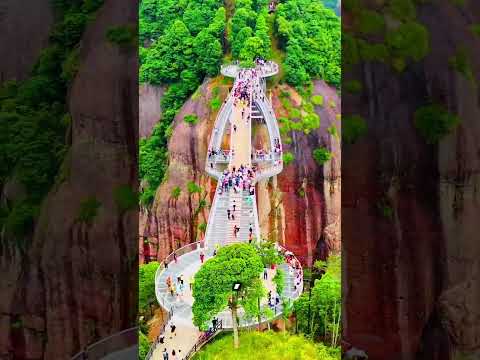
[
  {"left": 154, "top": 241, "right": 205, "bottom": 309},
  {"left": 70, "top": 327, "right": 137, "bottom": 360},
  {"left": 277, "top": 244, "right": 304, "bottom": 298},
  {"left": 182, "top": 320, "right": 224, "bottom": 360},
  {"left": 145, "top": 308, "right": 174, "bottom": 360}
]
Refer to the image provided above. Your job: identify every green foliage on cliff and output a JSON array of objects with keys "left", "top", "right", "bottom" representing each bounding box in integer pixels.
[
  {"left": 313, "top": 147, "right": 332, "bottom": 165},
  {"left": 0, "top": 1, "right": 105, "bottom": 246},
  {"left": 77, "top": 197, "right": 101, "bottom": 224},
  {"left": 276, "top": 0, "right": 340, "bottom": 87},
  {"left": 113, "top": 185, "right": 138, "bottom": 212},
  {"left": 193, "top": 331, "right": 340, "bottom": 360},
  {"left": 282, "top": 152, "right": 295, "bottom": 165},
  {"left": 449, "top": 48, "right": 476, "bottom": 84},
  {"left": 184, "top": 114, "right": 199, "bottom": 124},
  {"left": 139, "top": 261, "right": 161, "bottom": 313},
  {"left": 139, "top": 0, "right": 227, "bottom": 204},
  {"left": 342, "top": 115, "right": 367, "bottom": 144},
  {"left": 106, "top": 25, "right": 137, "bottom": 47},
  {"left": 414, "top": 104, "right": 460, "bottom": 144}
]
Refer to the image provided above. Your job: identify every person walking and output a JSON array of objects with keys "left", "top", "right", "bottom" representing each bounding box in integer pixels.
[
  {"left": 200, "top": 251, "right": 205, "bottom": 263},
  {"left": 171, "top": 350, "right": 177, "bottom": 360},
  {"left": 227, "top": 208, "right": 231, "bottom": 220},
  {"left": 173, "top": 252, "right": 177, "bottom": 263},
  {"left": 264, "top": 268, "right": 268, "bottom": 280},
  {"left": 189, "top": 275, "right": 194, "bottom": 291},
  {"left": 170, "top": 323, "right": 176, "bottom": 339},
  {"left": 162, "top": 348, "right": 169, "bottom": 360}
]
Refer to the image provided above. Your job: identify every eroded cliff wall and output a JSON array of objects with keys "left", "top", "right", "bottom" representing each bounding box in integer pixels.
[{"left": 342, "top": 2, "right": 480, "bottom": 359}]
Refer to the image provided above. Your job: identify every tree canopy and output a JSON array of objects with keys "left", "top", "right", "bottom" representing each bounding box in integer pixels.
[{"left": 192, "top": 243, "right": 264, "bottom": 330}]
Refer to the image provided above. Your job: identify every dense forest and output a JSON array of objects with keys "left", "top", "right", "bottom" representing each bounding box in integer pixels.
[{"left": 138, "top": 0, "right": 341, "bottom": 206}]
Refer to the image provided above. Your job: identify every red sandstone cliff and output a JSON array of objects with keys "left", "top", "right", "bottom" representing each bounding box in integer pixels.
[
  {"left": 0, "top": 1, "right": 138, "bottom": 358},
  {"left": 139, "top": 78, "right": 341, "bottom": 266},
  {"left": 342, "top": 2, "right": 480, "bottom": 359}
]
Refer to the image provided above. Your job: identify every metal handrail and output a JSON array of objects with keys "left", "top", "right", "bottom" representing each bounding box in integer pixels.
[
  {"left": 70, "top": 327, "right": 137, "bottom": 360},
  {"left": 145, "top": 308, "right": 174, "bottom": 360},
  {"left": 154, "top": 241, "right": 205, "bottom": 310},
  {"left": 182, "top": 320, "right": 224, "bottom": 360}
]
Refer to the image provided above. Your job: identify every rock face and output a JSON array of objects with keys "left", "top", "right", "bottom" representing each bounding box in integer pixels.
[
  {"left": 0, "top": 1, "right": 138, "bottom": 359},
  {"left": 140, "top": 79, "right": 222, "bottom": 262},
  {"left": 342, "top": 3, "right": 480, "bottom": 360},
  {"left": 140, "top": 78, "right": 341, "bottom": 266},
  {"left": 0, "top": 0, "right": 53, "bottom": 81},
  {"left": 139, "top": 84, "right": 166, "bottom": 138}
]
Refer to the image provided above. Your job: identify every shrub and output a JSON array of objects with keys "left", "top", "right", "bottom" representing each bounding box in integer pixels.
[
  {"left": 113, "top": 185, "right": 138, "bottom": 212},
  {"left": 210, "top": 97, "right": 222, "bottom": 111},
  {"left": 273, "top": 268, "right": 285, "bottom": 296},
  {"left": 139, "top": 261, "right": 160, "bottom": 313},
  {"left": 77, "top": 197, "right": 101, "bottom": 224},
  {"left": 327, "top": 125, "right": 339, "bottom": 139},
  {"left": 187, "top": 181, "right": 202, "bottom": 194},
  {"left": 313, "top": 147, "right": 332, "bottom": 165},
  {"left": 184, "top": 114, "right": 199, "bottom": 125},
  {"left": 171, "top": 186, "right": 181, "bottom": 199},
  {"left": 342, "top": 115, "right": 367, "bottom": 144},
  {"left": 311, "top": 95, "right": 324, "bottom": 106},
  {"left": 344, "top": 80, "right": 362, "bottom": 94},
  {"left": 106, "top": 25, "right": 137, "bottom": 47},
  {"left": 198, "top": 222, "right": 207, "bottom": 233},
  {"left": 414, "top": 104, "right": 460, "bottom": 144},
  {"left": 282, "top": 152, "right": 295, "bottom": 165},
  {"left": 139, "top": 330, "right": 150, "bottom": 360}
]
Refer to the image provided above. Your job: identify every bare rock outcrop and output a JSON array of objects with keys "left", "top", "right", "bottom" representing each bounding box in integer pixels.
[
  {"left": 139, "top": 84, "right": 166, "bottom": 138},
  {"left": 0, "top": 0, "right": 53, "bottom": 81}
]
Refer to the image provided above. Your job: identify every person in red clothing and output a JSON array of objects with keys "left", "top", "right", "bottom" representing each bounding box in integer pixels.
[{"left": 200, "top": 251, "right": 205, "bottom": 263}]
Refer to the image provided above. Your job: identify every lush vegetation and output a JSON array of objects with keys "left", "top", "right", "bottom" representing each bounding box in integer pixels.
[
  {"left": 294, "top": 255, "right": 341, "bottom": 347},
  {"left": 275, "top": 0, "right": 341, "bottom": 87},
  {"left": 0, "top": 0, "right": 105, "bottom": 248},
  {"left": 193, "top": 331, "right": 340, "bottom": 360},
  {"left": 138, "top": 329, "right": 150, "bottom": 359},
  {"left": 414, "top": 104, "right": 460, "bottom": 144},
  {"left": 139, "top": 261, "right": 160, "bottom": 314},
  {"left": 229, "top": 0, "right": 271, "bottom": 63},
  {"left": 342, "top": 115, "right": 367, "bottom": 144},
  {"left": 343, "top": 0, "right": 429, "bottom": 72},
  {"left": 313, "top": 147, "right": 332, "bottom": 165},
  {"left": 139, "top": 0, "right": 226, "bottom": 205},
  {"left": 192, "top": 243, "right": 264, "bottom": 347}
]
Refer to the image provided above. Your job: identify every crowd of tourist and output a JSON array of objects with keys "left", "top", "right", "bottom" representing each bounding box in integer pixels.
[{"left": 218, "top": 164, "right": 256, "bottom": 195}]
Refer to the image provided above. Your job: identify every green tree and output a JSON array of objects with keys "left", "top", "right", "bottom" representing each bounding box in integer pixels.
[
  {"left": 193, "top": 30, "right": 223, "bottom": 77},
  {"left": 192, "top": 244, "right": 265, "bottom": 348},
  {"left": 139, "top": 261, "right": 160, "bottom": 313}
]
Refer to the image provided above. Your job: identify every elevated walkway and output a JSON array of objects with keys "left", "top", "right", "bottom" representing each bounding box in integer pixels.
[{"left": 149, "top": 61, "right": 302, "bottom": 359}]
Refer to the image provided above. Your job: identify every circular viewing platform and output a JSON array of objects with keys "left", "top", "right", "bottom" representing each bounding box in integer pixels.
[{"left": 221, "top": 61, "right": 279, "bottom": 78}]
